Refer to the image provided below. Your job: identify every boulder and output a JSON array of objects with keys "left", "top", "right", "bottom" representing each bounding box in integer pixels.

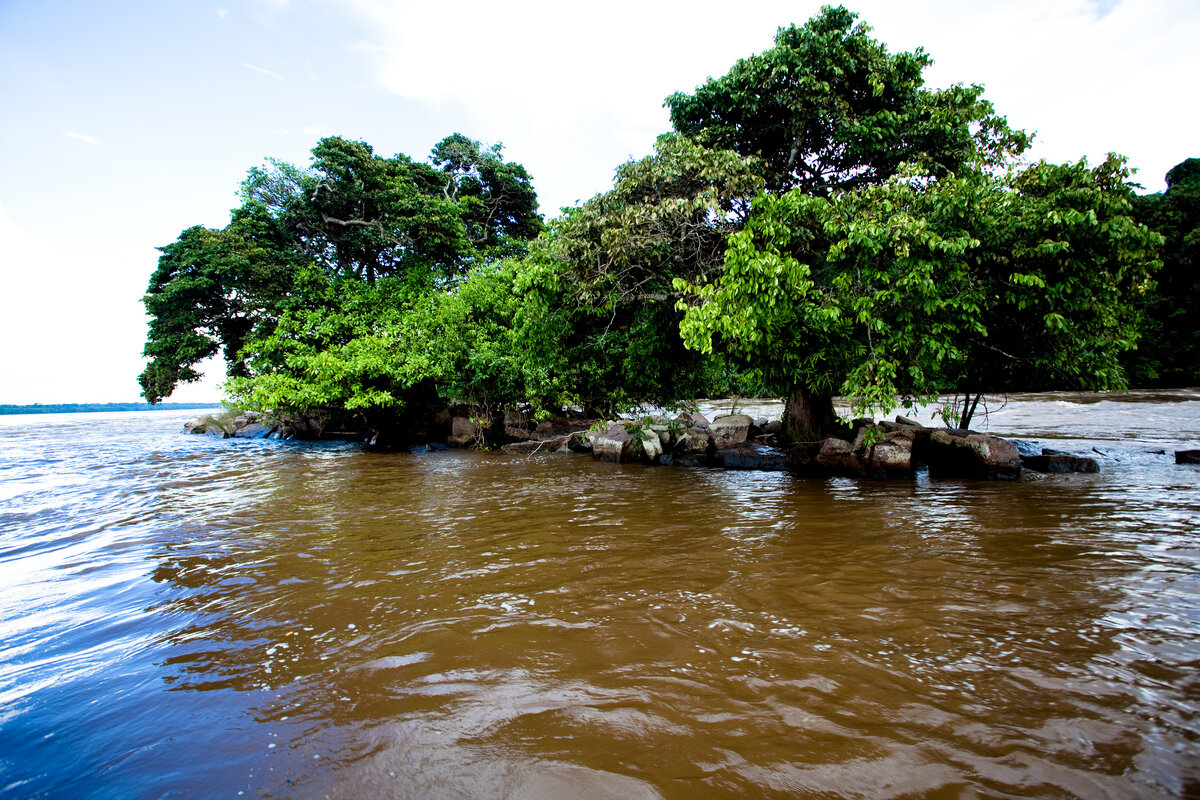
[
  {"left": 1175, "top": 450, "right": 1200, "bottom": 465},
  {"left": 448, "top": 414, "right": 499, "bottom": 447},
  {"left": 716, "top": 444, "right": 790, "bottom": 471},
  {"left": 816, "top": 436, "right": 862, "bottom": 474},
  {"left": 673, "top": 425, "right": 715, "bottom": 457},
  {"left": 865, "top": 434, "right": 915, "bottom": 477},
  {"left": 812, "top": 426, "right": 915, "bottom": 478},
  {"left": 534, "top": 416, "right": 600, "bottom": 440},
  {"left": 587, "top": 423, "right": 660, "bottom": 464},
  {"left": 502, "top": 409, "right": 535, "bottom": 441},
  {"left": 500, "top": 437, "right": 574, "bottom": 455},
  {"left": 1008, "top": 438, "right": 1042, "bottom": 458},
  {"left": 1022, "top": 450, "right": 1100, "bottom": 474},
  {"left": 926, "top": 429, "right": 1021, "bottom": 480},
  {"left": 233, "top": 422, "right": 276, "bottom": 439},
  {"left": 709, "top": 414, "right": 753, "bottom": 448},
  {"left": 674, "top": 410, "right": 710, "bottom": 428}
]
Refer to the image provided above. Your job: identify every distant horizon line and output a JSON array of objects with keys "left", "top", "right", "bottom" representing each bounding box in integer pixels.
[{"left": 0, "top": 401, "right": 224, "bottom": 415}]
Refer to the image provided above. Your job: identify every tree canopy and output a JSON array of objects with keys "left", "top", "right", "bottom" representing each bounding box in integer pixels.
[
  {"left": 677, "top": 156, "right": 1159, "bottom": 437},
  {"left": 666, "top": 5, "right": 1029, "bottom": 195},
  {"left": 141, "top": 134, "right": 542, "bottom": 406}
]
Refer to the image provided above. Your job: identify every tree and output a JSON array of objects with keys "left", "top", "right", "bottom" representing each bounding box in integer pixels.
[
  {"left": 666, "top": 5, "right": 1028, "bottom": 196},
  {"left": 138, "top": 203, "right": 300, "bottom": 404},
  {"left": 241, "top": 136, "right": 470, "bottom": 285},
  {"left": 141, "top": 134, "right": 543, "bottom": 405},
  {"left": 534, "top": 134, "right": 763, "bottom": 413},
  {"left": 1126, "top": 157, "right": 1200, "bottom": 385},
  {"left": 430, "top": 133, "right": 543, "bottom": 255},
  {"left": 677, "top": 157, "right": 1160, "bottom": 440}
]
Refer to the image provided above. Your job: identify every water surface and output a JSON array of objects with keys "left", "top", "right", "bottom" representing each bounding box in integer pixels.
[{"left": 1, "top": 394, "right": 1199, "bottom": 798}]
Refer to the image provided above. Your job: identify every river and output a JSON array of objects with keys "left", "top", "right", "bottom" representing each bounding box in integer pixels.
[{"left": 1, "top": 392, "right": 1198, "bottom": 799}]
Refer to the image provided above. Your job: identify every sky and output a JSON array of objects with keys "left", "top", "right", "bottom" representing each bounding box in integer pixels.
[{"left": 0, "top": 0, "right": 1196, "bottom": 404}]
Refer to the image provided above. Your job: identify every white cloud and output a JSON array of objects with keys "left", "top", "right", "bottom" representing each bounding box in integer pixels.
[
  {"left": 217, "top": 7, "right": 229, "bottom": 19},
  {"left": 240, "top": 61, "right": 285, "bottom": 81},
  {"left": 334, "top": 0, "right": 1198, "bottom": 208},
  {"left": 66, "top": 132, "right": 100, "bottom": 148}
]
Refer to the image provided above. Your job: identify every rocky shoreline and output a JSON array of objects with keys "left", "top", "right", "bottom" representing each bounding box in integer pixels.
[{"left": 183, "top": 407, "right": 1121, "bottom": 480}]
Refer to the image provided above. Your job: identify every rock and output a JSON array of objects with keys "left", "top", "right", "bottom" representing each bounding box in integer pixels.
[
  {"left": 709, "top": 414, "right": 753, "bottom": 448},
  {"left": 500, "top": 437, "right": 574, "bottom": 455},
  {"left": 673, "top": 425, "right": 715, "bottom": 458},
  {"left": 716, "top": 444, "right": 790, "bottom": 471},
  {"left": 1176, "top": 450, "right": 1200, "bottom": 464},
  {"left": 895, "top": 415, "right": 924, "bottom": 427},
  {"left": 762, "top": 420, "right": 783, "bottom": 437},
  {"left": 926, "top": 429, "right": 1021, "bottom": 480},
  {"left": 866, "top": 434, "right": 914, "bottom": 477},
  {"left": 1008, "top": 438, "right": 1042, "bottom": 458},
  {"left": 233, "top": 422, "right": 276, "bottom": 439},
  {"left": 1022, "top": 450, "right": 1100, "bottom": 473},
  {"left": 674, "top": 410, "right": 710, "bottom": 428},
  {"left": 449, "top": 414, "right": 498, "bottom": 447},
  {"left": 813, "top": 426, "right": 915, "bottom": 478},
  {"left": 816, "top": 437, "right": 862, "bottom": 474},
  {"left": 587, "top": 423, "right": 660, "bottom": 464}
]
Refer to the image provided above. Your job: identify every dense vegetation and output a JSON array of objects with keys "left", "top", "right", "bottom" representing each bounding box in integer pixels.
[{"left": 141, "top": 6, "right": 1187, "bottom": 445}]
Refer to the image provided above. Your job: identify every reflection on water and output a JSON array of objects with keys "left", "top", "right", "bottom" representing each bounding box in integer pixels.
[{"left": 1, "top": 395, "right": 1199, "bottom": 798}]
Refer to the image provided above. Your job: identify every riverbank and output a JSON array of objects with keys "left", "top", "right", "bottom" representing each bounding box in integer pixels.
[{"left": 175, "top": 391, "right": 1200, "bottom": 481}]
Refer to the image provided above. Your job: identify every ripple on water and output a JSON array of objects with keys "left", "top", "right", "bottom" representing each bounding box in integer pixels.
[{"left": 1, "top": 404, "right": 1200, "bottom": 798}]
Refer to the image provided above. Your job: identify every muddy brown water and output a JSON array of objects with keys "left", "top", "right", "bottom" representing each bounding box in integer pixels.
[{"left": 1, "top": 392, "right": 1199, "bottom": 798}]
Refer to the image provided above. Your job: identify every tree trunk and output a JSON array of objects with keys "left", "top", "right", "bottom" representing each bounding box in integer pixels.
[
  {"left": 958, "top": 392, "right": 982, "bottom": 431},
  {"left": 783, "top": 387, "right": 837, "bottom": 444}
]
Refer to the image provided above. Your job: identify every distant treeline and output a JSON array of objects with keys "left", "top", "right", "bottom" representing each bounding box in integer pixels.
[{"left": 0, "top": 402, "right": 222, "bottom": 416}]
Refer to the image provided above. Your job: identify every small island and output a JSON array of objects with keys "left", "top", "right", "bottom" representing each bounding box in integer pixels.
[{"left": 142, "top": 6, "right": 1197, "bottom": 472}]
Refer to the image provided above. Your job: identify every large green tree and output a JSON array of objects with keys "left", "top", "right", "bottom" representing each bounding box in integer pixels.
[
  {"left": 533, "top": 133, "right": 763, "bottom": 413},
  {"left": 141, "top": 134, "right": 542, "bottom": 406},
  {"left": 678, "top": 157, "right": 1160, "bottom": 440},
  {"left": 138, "top": 203, "right": 301, "bottom": 404},
  {"left": 666, "top": 5, "right": 1029, "bottom": 196}
]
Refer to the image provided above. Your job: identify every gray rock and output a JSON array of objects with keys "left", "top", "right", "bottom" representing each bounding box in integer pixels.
[
  {"left": 587, "top": 424, "right": 641, "bottom": 463},
  {"left": 709, "top": 414, "right": 753, "bottom": 448},
  {"left": 866, "top": 434, "right": 914, "bottom": 477},
  {"left": 673, "top": 426, "right": 714, "bottom": 457},
  {"left": 674, "top": 410, "right": 710, "bottom": 428},
  {"left": 233, "top": 422, "right": 275, "bottom": 439}
]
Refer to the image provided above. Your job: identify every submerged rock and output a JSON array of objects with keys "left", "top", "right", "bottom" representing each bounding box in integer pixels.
[
  {"left": 716, "top": 444, "right": 790, "bottom": 471},
  {"left": 1022, "top": 450, "right": 1100, "bottom": 474}
]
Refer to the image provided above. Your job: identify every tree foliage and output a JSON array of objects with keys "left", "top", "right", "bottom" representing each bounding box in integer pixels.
[
  {"left": 678, "top": 157, "right": 1159, "bottom": 435},
  {"left": 138, "top": 203, "right": 300, "bottom": 404},
  {"left": 666, "top": 5, "right": 1029, "bottom": 196},
  {"left": 1126, "top": 157, "right": 1200, "bottom": 385},
  {"left": 141, "top": 134, "right": 542, "bottom": 406}
]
